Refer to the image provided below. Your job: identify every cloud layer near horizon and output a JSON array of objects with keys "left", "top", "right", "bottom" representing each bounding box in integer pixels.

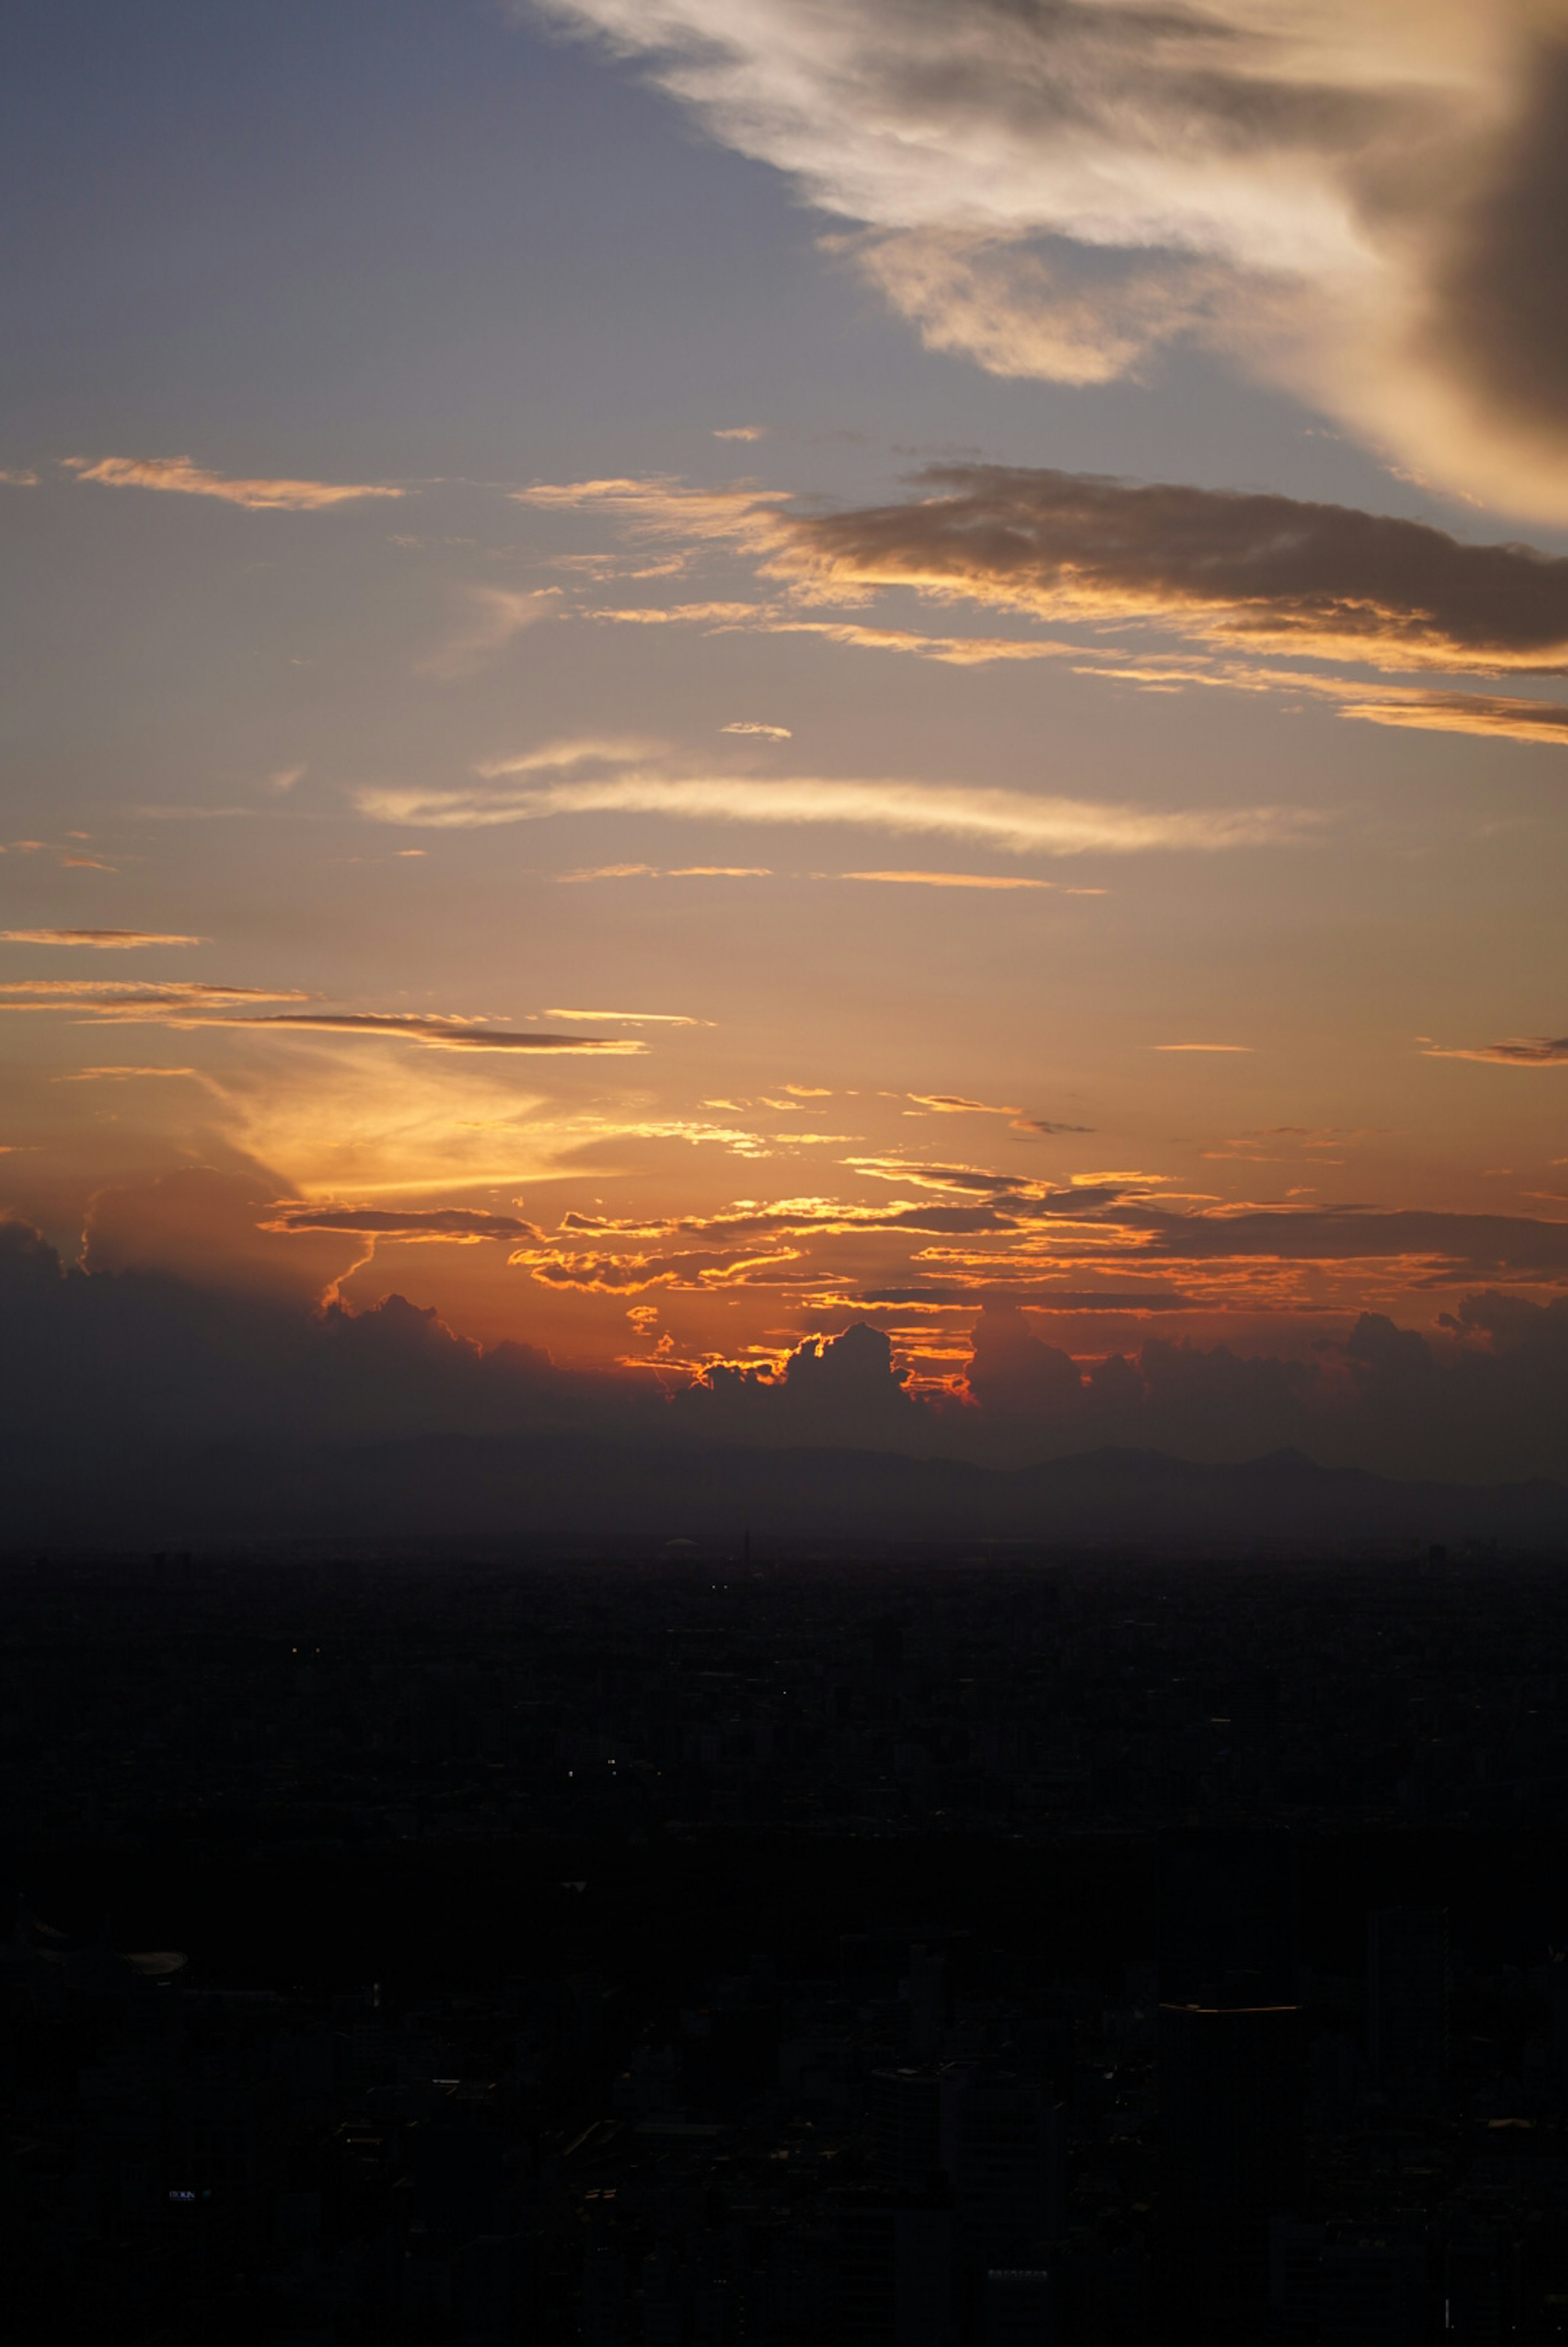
[
  {"left": 4, "top": 1212, "right": 1568, "bottom": 1493},
  {"left": 535, "top": 0, "right": 1568, "bottom": 520}
]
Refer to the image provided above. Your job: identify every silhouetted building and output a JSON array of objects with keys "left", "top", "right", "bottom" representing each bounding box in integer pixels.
[
  {"left": 1319, "top": 2234, "right": 1428, "bottom": 2346},
  {"left": 1368, "top": 1907, "right": 1448, "bottom": 2102},
  {"left": 1159, "top": 2000, "right": 1303, "bottom": 2345},
  {"left": 836, "top": 2191, "right": 953, "bottom": 2347},
  {"left": 1443, "top": 2228, "right": 1516, "bottom": 2346},
  {"left": 1159, "top": 1829, "right": 1297, "bottom": 2006},
  {"left": 953, "top": 2078, "right": 1065, "bottom": 2266},
  {"left": 871, "top": 2067, "right": 945, "bottom": 2187},
  {"left": 984, "top": 2265, "right": 1058, "bottom": 2347}
]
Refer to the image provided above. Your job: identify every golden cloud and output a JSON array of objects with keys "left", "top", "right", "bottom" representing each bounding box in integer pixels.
[
  {"left": 64, "top": 455, "right": 403, "bottom": 510},
  {"left": 0, "top": 928, "right": 206, "bottom": 947},
  {"left": 358, "top": 751, "right": 1303, "bottom": 857}
]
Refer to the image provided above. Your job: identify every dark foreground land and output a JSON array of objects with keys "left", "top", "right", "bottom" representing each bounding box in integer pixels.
[{"left": 7, "top": 1544, "right": 1568, "bottom": 2343}]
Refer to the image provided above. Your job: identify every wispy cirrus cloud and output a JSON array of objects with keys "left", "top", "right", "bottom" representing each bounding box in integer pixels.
[
  {"left": 904, "top": 1092, "right": 1093, "bottom": 1138},
  {"left": 590, "top": 597, "right": 1082, "bottom": 665},
  {"left": 543, "top": 1007, "right": 709, "bottom": 1025},
  {"left": 419, "top": 586, "right": 559, "bottom": 678},
  {"left": 533, "top": 0, "right": 1568, "bottom": 522},
  {"left": 556, "top": 863, "right": 773, "bottom": 882},
  {"left": 528, "top": 466, "right": 1568, "bottom": 743},
  {"left": 758, "top": 617, "right": 1079, "bottom": 666},
  {"left": 63, "top": 455, "right": 404, "bottom": 510},
  {"left": 908, "top": 1093, "right": 1020, "bottom": 1117},
  {"left": 356, "top": 739, "right": 1302, "bottom": 857},
  {"left": 1070, "top": 654, "right": 1568, "bottom": 749},
  {"left": 836, "top": 870, "right": 1060, "bottom": 890},
  {"left": 198, "top": 1013, "right": 643, "bottom": 1052},
  {"left": 521, "top": 1246, "right": 806, "bottom": 1294},
  {"left": 0, "top": 979, "right": 305, "bottom": 1009},
  {"left": 263, "top": 1205, "right": 544, "bottom": 1242},
  {"left": 1423, "top": 1035, "right": 1568, "bottom": 1066},
  {"left": 0, "top": 928, "right": 206, "bottom": 948},
  {"left": 1332, "top": 689, "right": 1568, "bottom": 747},
  {"left": 514, "top": 475, "right": 787, "bottom": 546},
  {"left": 56, "top": 1065, "right": 200, "bottom": 1081},
  {"left": 0, "top": 980, "right": 642, "bottom": 1052}
]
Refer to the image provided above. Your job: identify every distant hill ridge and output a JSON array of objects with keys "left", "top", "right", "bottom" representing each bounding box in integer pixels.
[{"left": 6, "top": 1432, "right": 1568, "bottom": 1551}]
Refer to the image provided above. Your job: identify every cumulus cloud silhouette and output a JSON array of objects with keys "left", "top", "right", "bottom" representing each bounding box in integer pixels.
[{"left": 953, "top": 1292, "right": 1568, "bottom": 1487}]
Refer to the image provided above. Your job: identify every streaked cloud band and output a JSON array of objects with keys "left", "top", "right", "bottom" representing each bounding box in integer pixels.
[{"left": 357, "top": 767, "right": 1303, "bottom": 855}]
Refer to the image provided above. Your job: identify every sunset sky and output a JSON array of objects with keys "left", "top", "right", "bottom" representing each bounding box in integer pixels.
[{"left": 5, "top": 0, "right": 1568, "bottom": 1460}]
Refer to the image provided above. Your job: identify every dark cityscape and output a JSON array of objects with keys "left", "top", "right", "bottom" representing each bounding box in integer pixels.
[{"left": 10, "top": 1543, "right": 1568, "bottom": 2342}]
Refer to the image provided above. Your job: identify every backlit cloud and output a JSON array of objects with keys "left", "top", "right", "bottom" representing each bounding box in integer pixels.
[
  {"left": 1071, "top": 656, "right": 1568, "bottom": 747},
  {"left": 537, "top": 0, "right": 1568, "bottom": 521},
  {"left": 0, "top": 982, "right": 642, "bottom": 1051},
  {"left": 0, "top": 979, "right": 305, "bottom": 1008},
  {"left": 1424, "top": 1035, "right": 1568, "bottom": 1066},
  {"left": 908, "top": 1093, "right": 1020, "bottom": 1117},
  {"left": 543, "top": 1007, "right": 708, "bottom": 1024},
  {"left": 63, "top": 455, "right": 404, "bottom": 510},
  {"left": 531, "top": 465, "right": 1568, "bottom": 736},
  {"left": 1333, "top": 690, "right": 1568, "bottom": 746},
  {"left": 839, "top": 870, "right": 1056, "bottom": 890},
  {"left": 0, "top": 928, "right": 205, "bottom": 948},
  {"left": 775, "top": 466, "right": 1568, "bottom": 674},
  {"left": 556, "top": 863, "right": 772, "bottom": 881},
  {"left": 263, "top": 1204, "right": 543, "bottom": 1242},
  {"left": 180, "top": 1013, "right": 644, "bottom": 1052}
]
